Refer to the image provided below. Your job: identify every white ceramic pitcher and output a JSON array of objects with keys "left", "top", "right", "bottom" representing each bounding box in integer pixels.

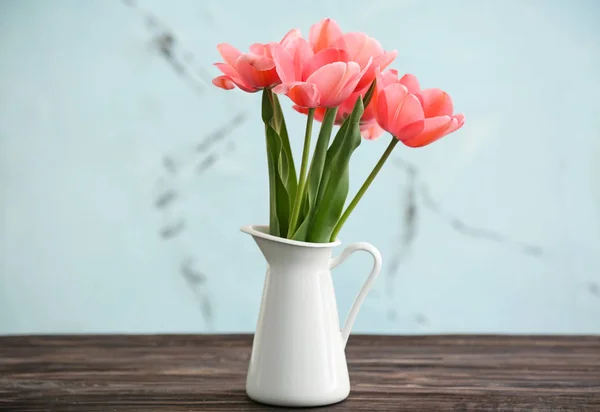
[{"left": 241, "top": 225, "right": 382, "bottom": 407}]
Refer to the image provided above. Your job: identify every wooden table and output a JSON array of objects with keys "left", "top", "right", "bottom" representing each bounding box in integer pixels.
[{"left": 1, "top": 335, "right": 599, "bottom": 411}]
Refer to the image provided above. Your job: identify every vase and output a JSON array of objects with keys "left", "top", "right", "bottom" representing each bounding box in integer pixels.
[{"left": 241, "top": 224, "right": 382, "bottom": 407}]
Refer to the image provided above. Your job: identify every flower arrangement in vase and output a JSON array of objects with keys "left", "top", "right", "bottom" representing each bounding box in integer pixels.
[{"left": 213, "top": 18, "right": 464, "bottom": 408}]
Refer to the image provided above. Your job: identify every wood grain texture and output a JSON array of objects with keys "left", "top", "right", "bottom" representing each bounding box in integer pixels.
[{"left": 1, "top": 335, "right": 599, "bottom": 411}]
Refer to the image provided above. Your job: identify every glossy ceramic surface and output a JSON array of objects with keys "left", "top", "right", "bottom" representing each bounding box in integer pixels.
[{"left": 241, "top": 225, "right": 382, "bottom": 407}]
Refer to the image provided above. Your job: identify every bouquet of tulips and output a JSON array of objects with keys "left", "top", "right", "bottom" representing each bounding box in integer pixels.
[{"left": 213, "top": 19, "right": 464, "bottom": 243}]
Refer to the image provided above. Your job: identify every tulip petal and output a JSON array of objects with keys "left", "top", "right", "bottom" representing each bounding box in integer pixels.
[
  {"left": 249, "top": 43, "right": 267, "bottom": 56},
  {"left": 403, "top": 115, "right": 452, "bottom": 147},
  {"left": 293, "top": 105, "right": 328, "bottom": 123},
  {"left": 345, "top": 55, "right": 372, "bottom": 95},
  {"left": 360, "top": 122, "right": 385, "bottom": 140},
  {"left": 378, "top": 85, "right": 425, "bottom": 139},
  {"left": 304, "top": 47, "right": 351, "bottom": 78},
  {"left": 335, "top": 32, "right": 383, "bottom": 67},
  {"left": 214, "top": 62, "right": 255, "bottom": 92},
  {"left": 291, "top": 38, "right": 314, "bottom": 80},
  {"left": 217, "top": 43, "right": 242, "bottom": 68},
  {"left": 380, "top": 83, "right": 408, "bottom": 128},
  {"left": 306, "top": 61, "right": 361, "bottom": 107},
  {"left": 376, "top": 90, "right": 390, "bottom": 132},
  {"left": 392, "top": 94, "right": 425, "bottom": 139},
  {"left": 280, "top": 28, "right": 302, "bottom": 47},
  {"left": 361, "top": 91, "right": 377, "bottom": 123},
  {"left": 238, "top": 53, "right": 275, "bottom": 71},
  {"left": 274, "top": 82, "right": 321, "bottom": 108},
  {"left": 273, "top": 38, "right": 313, "bottom": 83},
  {"left": 447, "top": 114, "right": 465, "bottom": 134},
  {"left": 419, "top": 88, "right": 454, "bottom": 118},
  {"left": 376, "top": 50, "right": 398, "bottom": 72},
  {"left": 355, "top": 48, "right": 397, "bottom": 91},
  {"left": 271, "top": 44, "right": 296, "bottom": 84},
  {"left": 212, "top": 75, "right": 235, "bottom": 90},
  {"left": 236, "top": 55, "right": 279, "bottom": 88},
  {"left": 250, "top": 42, "right": 276, "bottom": 59},
  {"left": 399, "top": 74, "right": 420, "bottom": 94},
  {"left": 293, "top": 104, "right": 310, "bottom": 115},
  {"left": 338, "top": 91, "right": 362, "bottom": 120},
  {"left": 272, "top": 82, "right": 292, "bottom": 94},
  {"left": 377, "top": 68, "right": 399, "bottom": 89},
  {"left": 309, "top": 18, "right": 343, "bottom": 53},
  {"left": 396, "top": 118, "right": 425, "bottom": 142}
]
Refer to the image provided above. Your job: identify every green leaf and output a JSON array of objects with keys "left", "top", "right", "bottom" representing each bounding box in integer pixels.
[
  {"left": 288, "top": 107, "right": 337, "bottom": 240},
  {"left": 272, "top": 94, "right": 297, "bottom": 200},
  {"left": 310, "top": 103, "right": 356, "bottom": 211},
  {"left": 362, "top": 79, "right": 377, "bottom": 109},
  {"left": 262, "top": 91, "right": 279, "bottom": 236},
  {"left": 261, "top": 89, "right": 296, "bottom": 237},
  {"left": 307, "top": 98, "right": 364, "bottom": 243},
  {"left": 291, "top": 193, "right": 311, "bottom": 241},
  {"left": 306, "top": 108, "right": 338, "bottom": 208},
  {"left": 264, "top": 128, "right": 279, "bottom": 236},
  {"left": 318, "top": 120, "right": 350, "bottom": 206},
  {"left": 291, "top": 214, "right": 310, "bottom": 241},
  {"left": 265, "top": 122, "right": 291, "bottom": 237},
  {"left": 261, "top": 88, "right": 275, "bottom": 125}
]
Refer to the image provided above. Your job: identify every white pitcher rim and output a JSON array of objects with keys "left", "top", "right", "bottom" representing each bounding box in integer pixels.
[{"left": 240, "top": 225, "right": 341, "bottom": 248}]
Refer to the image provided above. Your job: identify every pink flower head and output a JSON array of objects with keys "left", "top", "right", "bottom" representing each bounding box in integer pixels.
[
  {"left": 271, "top": 36, "right": 371, "bottom": 108},
  {"left": 212, "top": 29, "right": 301, "bottom": 92},
  {"left": 409, "top": 88, "right": 465, "bottom": 147},
  {"left": 357, "top": 69, "right": 403, "bottom": 139},
  {"left": 333, "top": 33, "right": 397, "bottom": 91},
  {"left": 376, "top": 85, "right": 424, "bottom": 142},
  {"left": 309, "top": 18, "right": 344, "bottom": 53},
  {"left": 293, "top": 68, "right": 400, "bottom": 139},
  {"left": 309, "top": 19, "right": 397, "bottom": 92},
  {"left": 375, "top": 70, "right": 465, "bottom": 147}
]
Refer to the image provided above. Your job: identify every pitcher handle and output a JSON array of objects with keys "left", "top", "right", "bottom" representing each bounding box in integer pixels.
[{"left": 330, "top": 242, "right": 382, "bottom": 348}]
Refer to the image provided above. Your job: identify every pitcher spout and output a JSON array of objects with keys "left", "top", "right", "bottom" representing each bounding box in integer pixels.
[{"left": 241, "top": 225, "right": 340, "bottom": 270}]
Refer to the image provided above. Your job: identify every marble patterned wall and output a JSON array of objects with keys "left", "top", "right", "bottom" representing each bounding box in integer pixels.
[{"left": 1, "top": 0, "right": 599, "bottom": 334}]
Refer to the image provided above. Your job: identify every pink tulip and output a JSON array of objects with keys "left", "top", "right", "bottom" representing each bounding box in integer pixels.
[
  {"left": 212, "top": 29, "right": 301, "bottom": 92},
  {"left": 308, "top": 19, "right": 397, "bottom": 92},
  {"left": 376, "top": 83, "right": 425, "bottom": 142},
  {"left": 408, "top": 88, "right": 465, "bottom": 147},
  {"left": 357, "top": 69, "right": 402, "bottom": 139},
  {"left": 292, "top": 68, "right": 399, "bottom": 139},
  {"left": 272, "top": 37, "right": 371, "bottom": 108},
  {"left": 375, "top": 70, "right": 464, "bottom": 146},
  {"left": 309, "top": 18, "right": 344, "bottom": 53},
  {"left": 333, "top": 33, "right": 397, "bottom": 91}
]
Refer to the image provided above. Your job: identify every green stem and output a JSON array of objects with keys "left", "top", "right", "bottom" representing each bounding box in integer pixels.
[
  {"left": 262, "top": 89, "right": 278, "bottom": 236},
  {"left": 330, "top": 136, "right": 399, "bottom": 241},
  {"left": 288, "top": 108, "right": 315, "bottom": 237}
]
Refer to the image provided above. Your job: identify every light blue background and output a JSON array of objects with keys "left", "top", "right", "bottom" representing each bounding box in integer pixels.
[{"left": 1, "top": 0, "right": 599, "bottom": 335}]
